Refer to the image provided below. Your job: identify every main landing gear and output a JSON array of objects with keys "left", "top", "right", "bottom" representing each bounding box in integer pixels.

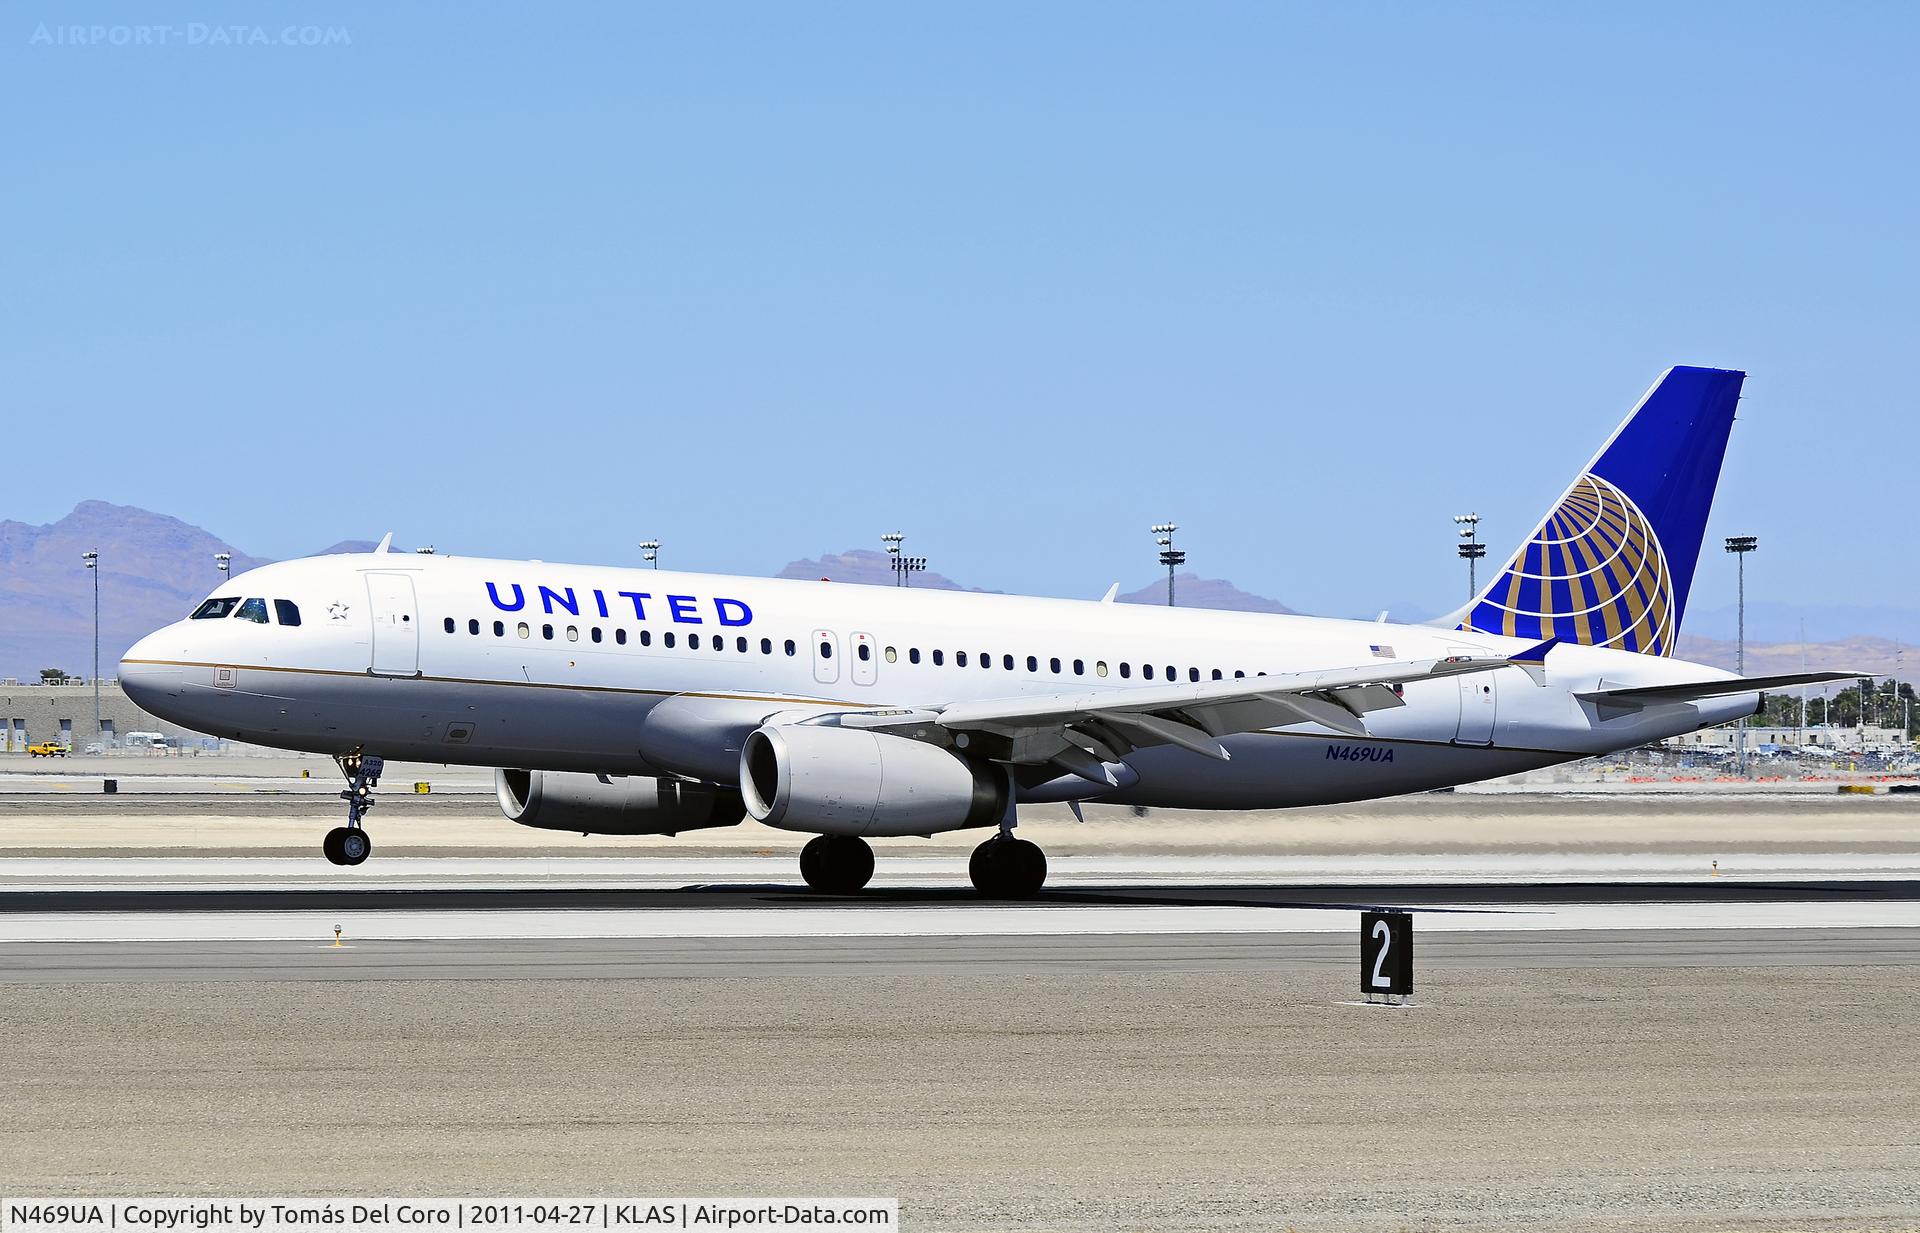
[
  {"left": 324, "top": 752, "right": 384, "bottom": 867},
  {"left": 799, "top": 835, "right": 875, "bottom": 894},
  {"left": 968, "top": 833, "right": 1047, "bottom": 898},
  {"left": 795, "top": 832, "right": 1049, "bottom": 898}
]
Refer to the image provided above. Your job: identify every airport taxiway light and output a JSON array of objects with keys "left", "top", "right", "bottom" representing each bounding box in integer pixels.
[{"left": 332, "top": 925, "right": 343, "bottom": 947}]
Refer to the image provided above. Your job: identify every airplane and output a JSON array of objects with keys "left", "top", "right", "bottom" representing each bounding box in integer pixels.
[{"left": 118, "top": 365, "right": 1854, "bottom": 896}]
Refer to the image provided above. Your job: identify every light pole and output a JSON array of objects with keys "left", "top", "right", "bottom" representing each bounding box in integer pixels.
[
  {"left": 215, "top": 552, "right": 231, "bottom": 581},
  {"left": 880, "top": 533, "right": 906, "bottom": 587},
  {"left": 1151, "top": 523, "right": 1183, "bottom": 607},
  {"left": 639, "top": 540, "right": 659, "bottom": 569},
  {"left": 82, "top": 551, "right": 99, "bottom": 748},
  {"left": 892, "top": 554, "right": 926, "bottom": 587},
  {"left": 1454, "top": 513, "right": 1485, "bottom": 599},
  {"left": 1724, "top": 535, "right": 1758, "bottom": 775}
]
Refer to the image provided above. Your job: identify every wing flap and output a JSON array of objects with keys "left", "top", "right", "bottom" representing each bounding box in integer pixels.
[{"left": 902, "top": 652, "right": 1512, "bottom": 765}]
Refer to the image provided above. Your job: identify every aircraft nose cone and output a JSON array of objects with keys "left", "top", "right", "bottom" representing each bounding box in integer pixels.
[{"left": 119, "top": 634, "right": 184, "bottom": 713}]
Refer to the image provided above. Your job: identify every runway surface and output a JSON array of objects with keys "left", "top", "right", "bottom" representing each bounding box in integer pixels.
[{"left": 6, "top": 840, "right": 1920, "bottom": 1227}]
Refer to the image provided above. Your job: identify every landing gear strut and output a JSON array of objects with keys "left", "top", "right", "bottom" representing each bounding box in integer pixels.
[
  {"left": 799, "top": 835, "right": 874, "bottom": 894},
  {"left": 967, "top": 767, "right": 1048, "bottom": 898},
  {"left": 325, "top": 752, "right": 383, "bottom": 867}
]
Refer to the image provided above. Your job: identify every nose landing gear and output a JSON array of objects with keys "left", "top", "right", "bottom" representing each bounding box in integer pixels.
[{"left": 325, "top": 752, "right": 383, "bottom": 867}]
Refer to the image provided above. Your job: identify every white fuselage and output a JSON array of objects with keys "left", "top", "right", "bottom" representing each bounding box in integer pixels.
[{"left": 120, "top": 552, "right": 1753, "bottom": 809}]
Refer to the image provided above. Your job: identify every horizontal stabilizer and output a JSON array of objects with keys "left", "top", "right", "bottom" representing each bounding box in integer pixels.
[{"left": 1578, "top": 670, "right": 1861, "bottom": 709}]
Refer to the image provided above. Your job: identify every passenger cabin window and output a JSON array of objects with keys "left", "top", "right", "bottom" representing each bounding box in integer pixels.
[
  {"left": 276, "top": 601, "right": 303, "bottom": 627},
  {"left": 191, "top": 597, "right": 242, "bottom": 620},
  {"left": 932, "top": 650, "right": 944, "bottom": 666},
  {"left": 956, "top": 651, "right": 968, "bottom": 667},
  {"left": 615, "top": 629, "right": 627, "bottom": 645},
  {"left": 443, "top": 618, "right": 456, "bottom": 634},
  {"left": 784, "top": 639, "right": 796, "bottom": 656},
  {"left": 1144, "top": 664, "right": 1155, "bottom": 680},
  {"left": 467, "top": 618, "right": 479, "bottom": 635},
  {"left": 493, "top": 620, "right": 505, "bottom": 637},
  {"left": 909, "top": 648, "right": 921, "bottom": 665},
  {"left": 819, "top": 640, "right": 832, "bottom": 659},
  {"left": 236, "top": 598, "right": 270, "bottom": 624},
  {"left": 858, "top": 644, "right": 871, "bottom": 662}
]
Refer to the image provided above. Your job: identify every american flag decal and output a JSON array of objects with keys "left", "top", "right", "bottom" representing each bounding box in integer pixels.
[{"left": 1369, "top": 644, "right": 1394, "bottom": 658}]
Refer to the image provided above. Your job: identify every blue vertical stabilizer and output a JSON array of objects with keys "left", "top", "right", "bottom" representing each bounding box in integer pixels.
[{"left": 1454, "top": 366, "right": 1744, "bottom": 656}]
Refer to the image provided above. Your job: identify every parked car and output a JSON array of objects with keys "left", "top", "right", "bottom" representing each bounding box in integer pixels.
[{"left": 27, "top": 742, "right": 70, "bottom": 757}]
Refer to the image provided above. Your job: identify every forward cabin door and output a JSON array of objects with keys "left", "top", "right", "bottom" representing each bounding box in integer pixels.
[
  {"left": 1450, "top": 645, "right": 1496, "bottom": 744},
  {"left": 367, "top": 573, "right": 420, "bottom": 677}
]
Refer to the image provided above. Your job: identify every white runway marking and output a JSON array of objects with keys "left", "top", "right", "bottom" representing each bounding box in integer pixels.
[
  {"left": 3, "top": 901, "right": 1919, "bottom": 944},
  {"left": 1, "top": 854, "right": 1913, "bottom": 943},
  {"left": 5, "top": 852, "right": 1919, "bottom": 890}
]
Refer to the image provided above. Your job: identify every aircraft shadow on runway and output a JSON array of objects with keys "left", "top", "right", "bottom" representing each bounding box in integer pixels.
[{"left": 3, "top": 880, "right": 1916, "bottom": 916}]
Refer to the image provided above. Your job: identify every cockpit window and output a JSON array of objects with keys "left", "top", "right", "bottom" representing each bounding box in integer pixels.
[
  {"left": 191, "top": 597, "right": 242, "bottom": 620},
  {"left": 274, "top": 600, "right": 301, "bottom": 627},
  {"left": 236, "top": 598, "right": 270, "bottom": 624}
]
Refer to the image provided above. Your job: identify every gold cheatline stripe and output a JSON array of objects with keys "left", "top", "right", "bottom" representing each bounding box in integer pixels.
[
  {"left": 120, "top": 662, "right": 1590, "bottom": 757},
  {"left": 119, "top": 658, "right": 876, "bottom": 709}
]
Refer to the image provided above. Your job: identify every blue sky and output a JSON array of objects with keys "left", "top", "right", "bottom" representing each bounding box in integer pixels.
[{"left": 5, "top": 3, "right": 1914, "bottom": 629}]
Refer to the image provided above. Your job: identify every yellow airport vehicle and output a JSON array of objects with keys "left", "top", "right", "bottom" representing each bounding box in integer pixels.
[{"left": 26, "top": 742, "right": 70, "bottom": 758}]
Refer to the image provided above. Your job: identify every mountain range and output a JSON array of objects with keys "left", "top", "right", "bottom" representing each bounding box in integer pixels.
[{"left": 0, "top": 501, "right": 1907, "bottom": 682}]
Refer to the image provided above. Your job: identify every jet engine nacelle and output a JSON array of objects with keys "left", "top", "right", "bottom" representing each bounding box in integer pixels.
[
  {"left": 496, "top": 769, "right": 746, "bottom": 835},
  {"left": 740, "top": 723, "right": 1007, "bottom": 837}
]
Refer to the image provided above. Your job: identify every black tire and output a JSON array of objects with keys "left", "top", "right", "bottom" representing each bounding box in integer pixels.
[
  {"left": 338, "top": 828, "right": 372, "bottom": 866},
  {"left": 800, "top": 835, "right": 874, "bottom": 894},
  {"left": 322, "top": 827, "right": 348, "bottom": 866},
  {"left": 970, "top": 836, "right": 1047, "bottom": 898},
  {"left": 799, "top": 835, "right": 833, "bottom": 890}
]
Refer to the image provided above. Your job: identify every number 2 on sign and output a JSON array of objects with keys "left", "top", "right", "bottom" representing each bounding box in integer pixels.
[{"left": 1370, "top": 919, "right": 1392, "bottom": 988}]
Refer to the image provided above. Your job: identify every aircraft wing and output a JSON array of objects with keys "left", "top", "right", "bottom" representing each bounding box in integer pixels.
[
  {"left": 1577, "top": 670, "right": 1863, "bottom": 710},
  {"left": 853, "top": 651, "right": 1518, "bottom": 782}
]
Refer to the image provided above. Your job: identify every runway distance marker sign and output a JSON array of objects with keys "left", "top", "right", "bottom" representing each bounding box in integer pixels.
[{"left": 1361, "top": 909, "right": 1412, "bottom": 999}]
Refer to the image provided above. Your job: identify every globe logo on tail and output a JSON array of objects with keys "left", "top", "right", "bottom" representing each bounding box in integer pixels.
[{"left": 1464, "top": 473, "right": 1676, "bottom": 656}]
